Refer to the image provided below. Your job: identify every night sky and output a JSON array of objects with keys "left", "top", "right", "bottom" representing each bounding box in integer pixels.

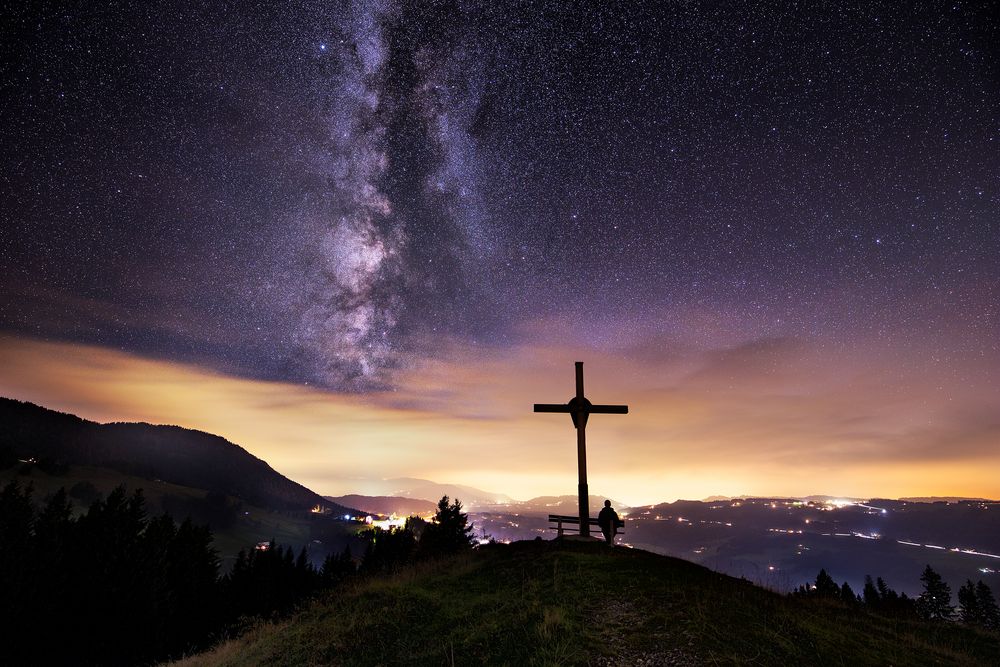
[{"left": 2, "top": 2, "right": 998, "bottom": 502}]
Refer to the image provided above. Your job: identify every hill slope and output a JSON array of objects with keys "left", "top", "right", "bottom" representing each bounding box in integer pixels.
[
  {"left": 176, "top": 540, "right": 1000, "bottom": 666},
  {"left": 0, "top": 397, "right": 349, "bottom": 513}
]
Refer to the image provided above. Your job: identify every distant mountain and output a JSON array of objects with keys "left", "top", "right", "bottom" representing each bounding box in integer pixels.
[
  {"left": 335, "top": 477, "right": 514, "bottom": 507},
  {"left": 325, "top": 494, "right": 437, "bottom": 517},
  {"left": 518, "top": 494, "right": 627, "bottom": 515},
  {"left": 700, "top": 495, "right": 867, "bottom": 504},
  {"left": 0, "top": 397, "right": 352, "bottom": 513},
  {"left": 897, "top": 496, "right": 995, "bottom": 504}
]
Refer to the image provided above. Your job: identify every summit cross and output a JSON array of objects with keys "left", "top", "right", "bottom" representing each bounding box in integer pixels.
[{"left": 534, "top": 361, "right": 629, "bottom": 538}]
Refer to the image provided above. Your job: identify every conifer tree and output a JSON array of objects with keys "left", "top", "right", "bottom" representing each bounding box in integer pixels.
[
  {"left": 0, "top": 481, "right": 34, "bottom": 562},
  {"left": 876, "top": 576, "right": 895, "bottom": 603},
  {"left": 165, "top": 517, "right": 219, "bottom": 654},
  {"left": 420, "top": 495, "right": 475, "bottom": 556},
  {"left": 976, "top": 581, "right": 1000, "bottom": 631},
  {"left": 862, "top": 575, "right": 881, "bottom": 607},
  {"left": 958, "top": 580, "right": 980, "bottom": 625},
  {"left": 840, "top": 581, "right": 858, "bottom": 605},
  {"left": 813, "top": 568, "right": 840, "bottom": 597},
  {"left": 321, "top": 544, "right": 355, "bottom": 586},
  {"left": 361, "top": 525, "right": 417, "bottom": 572},
  {"left": 957, "top": 579, "right": 1000, "bottom": 630},
  {"left": 0, "top": 479, "right": 228, "bottom": 665},
  {"left": 916, "top": 565, "right": 954, "bottom": 621},
  {"left": 31, "top": 488, "right": 75, "bottom": 641},
  {"left": 862, "top": 576, "right": 916, "bottom": 617},
  {"left": 0, "top": 482, "right": 35, "bottom": 664}
]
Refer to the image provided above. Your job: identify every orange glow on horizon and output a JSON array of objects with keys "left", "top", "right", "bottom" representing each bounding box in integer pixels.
[{"left": 1, "top": 333, "right": 998, "bottom": 505}]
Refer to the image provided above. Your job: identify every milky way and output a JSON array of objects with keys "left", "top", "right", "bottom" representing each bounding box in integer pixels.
[
  {"left": 296, "top": 0, "right": 490, "bottom": 388},
  {"left": 1, "top": 1, "right": 998, "bottom": 391}
]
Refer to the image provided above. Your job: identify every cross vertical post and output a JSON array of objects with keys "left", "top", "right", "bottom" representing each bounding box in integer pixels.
[
  {"left": 534, "top": 361, "right": 629, "bottom": 539},
  {"left": 575, "top": 362, "right": 589, "bottom": 536}
]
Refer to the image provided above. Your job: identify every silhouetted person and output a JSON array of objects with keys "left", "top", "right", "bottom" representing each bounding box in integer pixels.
[{"left": 597, "top": 500, "right": 619, "bottom": 545}]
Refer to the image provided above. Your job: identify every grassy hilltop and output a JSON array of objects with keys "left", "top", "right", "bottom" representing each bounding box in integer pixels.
[{"left": 176, "top": 539, "right": 999, "bottom": 666}]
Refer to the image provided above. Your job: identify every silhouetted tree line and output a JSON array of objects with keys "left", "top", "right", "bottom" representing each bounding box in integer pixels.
[
  {"left": 358, "top": 496, "right": 476, "bottom": 574},
  {"left": 220, "top": 540, "right": 353, "bottom": 621},
  {"left": 958, "top": 579, "right": 1000, "bottom": 630},
  {"left": 0, "top": 481, "right": 354, "bottom": 665},
  {"left": 794, "top": 565, "right": 1000, "bottom": 631},
  {"left": 1, "top": 481, "right": 218, "bottom": 665},
  {"left": 0, "top": 482, "right": 477, "bottom": 665}
]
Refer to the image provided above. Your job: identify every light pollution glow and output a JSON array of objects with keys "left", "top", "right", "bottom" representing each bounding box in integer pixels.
[{"left": 1, "top": 333, "right": 998, "bottom": 505}]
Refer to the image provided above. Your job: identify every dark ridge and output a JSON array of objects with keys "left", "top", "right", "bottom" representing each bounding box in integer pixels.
[{"left": 0, "top": 397, "right": 350, "bottom": 513}]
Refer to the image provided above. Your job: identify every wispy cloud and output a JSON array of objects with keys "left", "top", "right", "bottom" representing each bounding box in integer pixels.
[{"left": 1, "top": 328, "right": 998, "bottom": 504}]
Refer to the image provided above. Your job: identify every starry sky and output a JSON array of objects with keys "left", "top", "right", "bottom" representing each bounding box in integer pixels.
[{"left": 2, "top": 1, "right": 999, "bottom": 503}]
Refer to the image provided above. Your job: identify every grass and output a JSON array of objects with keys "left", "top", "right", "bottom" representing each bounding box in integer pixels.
[{"left": 172, "top": 539, "right": 1000, "bottom": 666}]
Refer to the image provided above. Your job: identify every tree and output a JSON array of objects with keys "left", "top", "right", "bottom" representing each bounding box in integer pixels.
[
  {"left": 1, "top": 481, "right": 227, "bottom": 665},
  {"left": 222, "top": 539, "right": 321, "bottom": 620},
  {"left": 163, "top": 517, "right": 220, "bottom": 653},
  {"left": 840, "top": 581, "right": 858, "bottom": 605},
  {"left": 862, "top": 575, "right": 880, "bottom": 607},
  {"left": 961, "top": 580, "right": 1000, "bottom": 630},
  {"left": 975, "top": 581, "right": 1000, "bottom": 631},
  {"left": 361, "top": 526, "right": 416, "bottom": 573},
  {"left": 321, "top": 544, "right": 355, "bottom": 586},
  {"left": 876, "top": 576, "right": 895, "bottom": 603},
  {"left": 916, "top": 565, "right": 954, "bottom": 621},
  {"left": 0, "top": 481, "right": 35, "bottom": 649},
  {"left": 813, "top": 568, "right": 840, "bottom": 597},
  {"left": 861, "top": 575, "right": 916, "bottom": 617},
  {"left": 30, "top": 488, "right": 75, "bottom": 643},
  {"left": 958, "top": 580, "right": 980, "bottom": 625},
  {"left": 419, "top": 496, "right": 475, "bottom": 556}
]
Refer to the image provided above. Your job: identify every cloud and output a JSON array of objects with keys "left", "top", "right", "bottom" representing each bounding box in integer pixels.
[
  {"left": 0, "top": 281, "right": 241, "bottom": 356},
  {"left": 2, "top": 329, "right": 998, "bottom": 505}
]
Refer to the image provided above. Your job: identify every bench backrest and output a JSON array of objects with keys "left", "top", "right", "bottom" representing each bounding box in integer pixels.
[{"left": 547, "top": 514, "right": 624, "bottom": 530}]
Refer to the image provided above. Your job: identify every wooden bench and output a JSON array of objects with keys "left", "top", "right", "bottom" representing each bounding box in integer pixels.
[{"left": 548, "top": 514, "right": 625, "bottom": 537}]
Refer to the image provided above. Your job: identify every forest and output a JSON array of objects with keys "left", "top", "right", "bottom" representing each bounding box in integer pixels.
[{"left": 0, "top": 482, "right": 472, "bottom": 665}]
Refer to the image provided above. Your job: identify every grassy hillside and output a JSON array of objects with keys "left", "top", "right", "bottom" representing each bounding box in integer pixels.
[{"left": 175, "top": 539, "right": 1000, "bottom": 665}]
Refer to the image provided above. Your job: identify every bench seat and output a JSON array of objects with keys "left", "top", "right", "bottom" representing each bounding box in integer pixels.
[{"left": 547, "top": 513, "right": 625, "bottom": 536}]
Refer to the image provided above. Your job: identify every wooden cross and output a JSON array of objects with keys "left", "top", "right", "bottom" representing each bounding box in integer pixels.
[{"left": 534, "top": 361, "right": 628, "bottom": 538}]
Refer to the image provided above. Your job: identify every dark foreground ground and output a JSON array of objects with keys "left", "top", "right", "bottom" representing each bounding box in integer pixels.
[{"left": 173, "top": 539, "right": 1000, "bottom": 666}]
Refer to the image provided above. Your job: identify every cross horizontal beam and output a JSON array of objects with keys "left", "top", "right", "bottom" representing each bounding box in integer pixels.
[{"left": 533, "top": 404, "right": 629, "bottom": 414}]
